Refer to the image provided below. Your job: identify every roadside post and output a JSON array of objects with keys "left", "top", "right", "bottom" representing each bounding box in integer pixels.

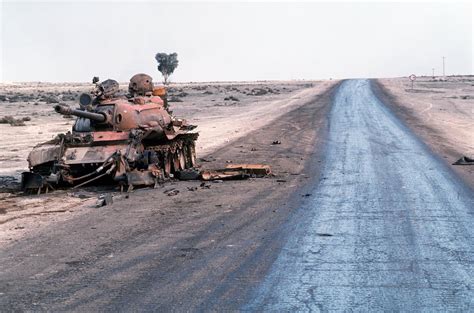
[{"left": 409, "top": 74, "right": 416, "bottom": 90}]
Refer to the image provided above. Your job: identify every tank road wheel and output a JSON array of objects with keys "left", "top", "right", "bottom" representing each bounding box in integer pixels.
[
  {"left": 172, "top": 152, "right": 180, "bottom": 172},
  {"left": 182, "top": 145, "right": 191, "bottom": 168},
  {"left": 189, "top": 143, "right": 197, "bottom": 167},
  {"left": 163, "top": 153, "right": 172, "bottom": 177},
  {"left": 178, "top": 149, "right": 186, "bottom": 170}
]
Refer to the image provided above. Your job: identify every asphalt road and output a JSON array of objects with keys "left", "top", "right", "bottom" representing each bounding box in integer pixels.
[{"left": 245, "top": 79, "right": 474, "bottom": 311}]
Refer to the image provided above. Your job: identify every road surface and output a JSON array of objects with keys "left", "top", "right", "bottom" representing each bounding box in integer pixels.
[
  {"left": 245, "top": 79, "right": 474, "bottom": 311},
  {"left": 1, "top": 80, "right": 472, "bottom": 311}
]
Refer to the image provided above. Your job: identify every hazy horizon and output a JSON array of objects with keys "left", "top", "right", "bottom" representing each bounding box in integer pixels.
[{"left": 1, "top": 1, "right": 472, "bottom": 83}]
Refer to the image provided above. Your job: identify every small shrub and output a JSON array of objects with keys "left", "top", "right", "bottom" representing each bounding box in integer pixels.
[
  {"left": 0, "top": 115, "right": 27, "bottom": 126},
  {"left": 168, "top": 96, "right": 183, "bottom": 102},
  {"left": 224, "top": 96, "right": 239, "bottom": 101}
]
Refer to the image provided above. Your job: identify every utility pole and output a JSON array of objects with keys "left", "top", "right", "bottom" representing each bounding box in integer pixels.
[
  {"left": 432, "top": 68, "right": 435, "bottom": 78},
  {"left": 442, "top": 56, "right": 446, "bottom": 77}
]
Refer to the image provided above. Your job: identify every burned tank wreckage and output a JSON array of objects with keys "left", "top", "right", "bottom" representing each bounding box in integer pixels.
[{"left": 22, "top": 74, "right": 198, "bottom": 193}]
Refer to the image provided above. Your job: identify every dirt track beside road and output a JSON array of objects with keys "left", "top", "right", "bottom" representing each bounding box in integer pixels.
[{"left": 374, "top": 77, "right": 474, "bottom": 189}]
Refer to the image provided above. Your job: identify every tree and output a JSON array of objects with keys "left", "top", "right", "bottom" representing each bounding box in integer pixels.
[{"left": 155, "top": 52, "right": 179, "bottom": 84}]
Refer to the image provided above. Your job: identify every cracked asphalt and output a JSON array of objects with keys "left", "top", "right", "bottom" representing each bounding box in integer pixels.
[{"left": 245, "top": 80, "right": 474, "bottom": 311}]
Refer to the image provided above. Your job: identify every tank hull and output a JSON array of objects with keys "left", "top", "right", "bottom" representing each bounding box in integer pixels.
[{"left": 22, "top": 131, "right": 198, "bottom": 193}]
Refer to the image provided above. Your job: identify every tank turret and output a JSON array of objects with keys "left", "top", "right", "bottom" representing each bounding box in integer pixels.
[{"left": 129, "top": 73, "right": 154, "bottom": 96}]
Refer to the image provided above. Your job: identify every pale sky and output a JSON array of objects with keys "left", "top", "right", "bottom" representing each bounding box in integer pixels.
[{"left": 0, "top": 1, "right": 472, "bottom": 82}]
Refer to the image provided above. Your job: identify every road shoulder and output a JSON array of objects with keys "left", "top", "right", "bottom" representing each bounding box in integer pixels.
[{"left": 371, "top": 79, "right": 474, "bottom": 191}]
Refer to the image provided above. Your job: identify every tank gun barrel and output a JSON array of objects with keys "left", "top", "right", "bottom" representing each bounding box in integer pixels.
[{"left": 54, "top": 104, "right": 106, "bottom": 122}]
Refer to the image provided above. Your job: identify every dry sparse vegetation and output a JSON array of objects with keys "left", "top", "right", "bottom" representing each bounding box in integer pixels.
[{"left": 0, "top": 115, "right": 30, "bottom": 126}]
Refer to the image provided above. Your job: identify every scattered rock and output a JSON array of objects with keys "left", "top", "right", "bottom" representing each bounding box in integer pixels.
[
  {"left": 167, "top": 190, "right": 180, "bottom": 196},
  {"left": 224, "top": 96, "right": 239, "bottom": 101},
  {"left": 200, "top": 182, "right": 211, "bottom": 189},
  {"left": 96, "top": 194, "right": 113, "bottom": 207}
]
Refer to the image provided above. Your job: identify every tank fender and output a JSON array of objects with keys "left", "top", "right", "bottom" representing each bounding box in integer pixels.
[{"left": 27, "top": 144, "right": 61, "bottom": 167}]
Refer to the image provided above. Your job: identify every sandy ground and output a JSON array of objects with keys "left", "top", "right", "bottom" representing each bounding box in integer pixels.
[
  {"left": 0, "top": 80, "right": 336, "bottom": 245},
  {"left": 374, "top": 76, "right": 474, "bottom": 187}
]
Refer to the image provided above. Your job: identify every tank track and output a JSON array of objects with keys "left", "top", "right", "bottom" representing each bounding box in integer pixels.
[
  {"left": 27, "top": 133, "right": 198, "bottom": 190},
  {"left": 144, "top": 133, "right": 198, "bottom": 177}
]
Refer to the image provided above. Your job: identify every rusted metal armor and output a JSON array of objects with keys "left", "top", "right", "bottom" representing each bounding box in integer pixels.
[{"left": 22, "top": 74, "right": 197, "bottom": 193}]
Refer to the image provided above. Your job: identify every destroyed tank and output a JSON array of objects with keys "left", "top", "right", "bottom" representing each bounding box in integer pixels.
[{"left": 21, "top": 74, "right": 198, "bottom": 193}]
